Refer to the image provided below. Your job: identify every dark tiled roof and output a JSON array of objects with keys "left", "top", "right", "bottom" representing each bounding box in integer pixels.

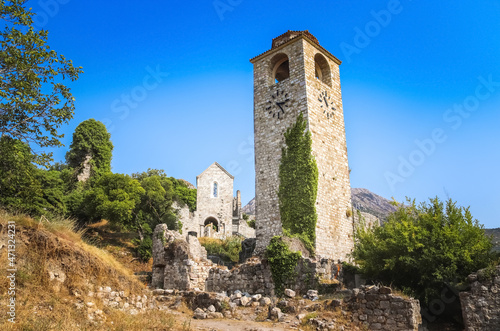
[{"left": 250, "top": 30, "right": 341, "bottom": 65}]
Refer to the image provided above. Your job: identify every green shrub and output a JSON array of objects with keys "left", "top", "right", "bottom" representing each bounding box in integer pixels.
[
  {"left": 133, "top": 237, "right": 153, "bottom": 262},
  {"left": 266, "top": 236, "right": 302, "bottom": 296},
  {"left": 247, "top": 219, "right": 255, "bottom": 229},
  {"left": 352, "top": 197, "right": 495, "bottom": 306},
  {"left": 199, "top": 236, "right": 242, "bottom": 263}
]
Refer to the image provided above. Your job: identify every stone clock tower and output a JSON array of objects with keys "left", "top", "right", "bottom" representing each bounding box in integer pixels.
[{"left": 250, "top": 30, "right": 353, "bottom": 260}]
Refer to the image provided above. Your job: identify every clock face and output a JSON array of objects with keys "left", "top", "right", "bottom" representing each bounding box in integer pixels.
[
  {"left": 265, "top": 89, "right": 290, "bottom": 120},
  {"left": 318, "top": 90, "right": 336, "bottom": 119}
]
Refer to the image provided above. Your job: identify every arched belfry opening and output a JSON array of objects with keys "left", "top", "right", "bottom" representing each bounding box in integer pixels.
[
  {"left": 270, "top": 53, "right": 290, "bottom": 84},
  {"left": 204, "top": 217, "right": 219, "bottom": 232},
  {"left": 314, "top": 53, "right": 331, "bottom": 86}
]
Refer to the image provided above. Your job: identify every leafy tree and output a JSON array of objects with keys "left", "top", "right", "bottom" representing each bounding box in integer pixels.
[
  {"left": 35, "top": 168, "right": 66, "bottom": 215},
  {"left": 352, "top": 197, "right": 495, "bottom": 305},
  {"left": 278, "top": 112, "right": 318, "bottom": 249},
  {"left": 0, "top": 135, "right": 42, "bottom": 213},
  {"left": 82, "top": 173, "right": 144, "bottom": 229},
  {"left": 0, "top": 136, "right": 66, "bottom": 216},
  {"left": 66, "top": 119, "right": 113, "bottom": 180},
  {"left": 0, "top": 0, "right": 83, "bottom": 164},
  {"left": 171, "top": 178, "right": 196, "bottom": 212},
  {"left": 134, "top": 173, "right": 178, "bottom": 239}
]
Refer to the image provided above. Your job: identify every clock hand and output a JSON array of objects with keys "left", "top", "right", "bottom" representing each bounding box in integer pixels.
[{"left": 276, "top": 102, "right": 285, "bottom": 113}]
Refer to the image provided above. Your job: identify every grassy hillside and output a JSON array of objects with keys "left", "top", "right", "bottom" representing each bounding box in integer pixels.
[{"left": 0, "top": 210, "right": 184, "bottom": 330}]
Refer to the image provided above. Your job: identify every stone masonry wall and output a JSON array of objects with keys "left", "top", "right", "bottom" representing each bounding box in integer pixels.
[
  {"left": 251, "top": 32, "right": 353, "bottom": 260},
  {"left": 152, "top": 224, "right": 213, "bottom": 291},
  {"left": 233, "top": 219, "right": 256, "bottom": 238},
  {"left": 206, "top": 259, "right": 274, "bottom": 295},
  {"left": 153, "top": 224, "right": 346, "bottom": 296},
  {"left": 343, "top": 285, "right": 422, "bottom": 330},
  {"left": 252, "top": 39, "right": 307, "bottom": 254},
  {"left": 460, "top": 265, "right": 500, "bottom": 331},
  {"left": 303, "top": 39, "right": 353, "bottom": 260}
]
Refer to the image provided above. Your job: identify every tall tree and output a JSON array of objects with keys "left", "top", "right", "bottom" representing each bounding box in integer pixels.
[
  {"left": 66, "top": 119, "right": 113, "bottom": 180},
  {"left": 0, "top": 0, "right": 83, "bottom": 164}
]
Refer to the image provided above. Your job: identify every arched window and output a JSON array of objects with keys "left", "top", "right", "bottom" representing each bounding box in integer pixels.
[
  {"left": 213, "top": 182, "right": 218, "bottom": 198},
  {"left": 270, "top": 53, "right": 290, "bottom": 85},
  {"left": 314, "top": 53, "right": 331, "bottom": 86}
]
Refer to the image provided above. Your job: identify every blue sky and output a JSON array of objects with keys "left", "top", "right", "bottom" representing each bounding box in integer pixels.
[{"left": 32, "top": 0, "right": 500, "bottom": 228}]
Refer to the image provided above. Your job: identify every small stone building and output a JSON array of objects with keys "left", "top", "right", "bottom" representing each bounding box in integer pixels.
[{"left": 177, "top": 162, "right": 255, "bottom": 239}]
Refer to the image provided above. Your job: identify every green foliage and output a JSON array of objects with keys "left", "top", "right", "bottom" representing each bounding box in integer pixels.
[
  {"left": 35, "top": 169, "right": 66, "bottom": 215},
  {"left": 0, "top": 0, "right": 83, "bottom": 164},
  {"left": 171, "top": 179, "right": 197, "bottom": 212},
  {"left": 266, "top": 236, "right": 302, "bottom": 296},
  {"left": 132, "top": 237, "right": 153, "bottom": 262},
  {"left": 66, "top": 119, "right": 113, "bottom": 179},
  {"left": 247, "top": 219, "right": 255, "bottom": 229},
  {"left": 0, "top": 136, "right": 42, "bottom": 214},
  {"left": 352, "top": 197, "right": 495, "bottom": 305},
  {"left": 278, "top": 112, "right": 318, "bottom": 248},
  {"left": 242, "top": 213, "right": 249, "bottom": 221},
  {"left": 0, "top": 136, "right": 66, "bottom": 216},
  {"left": 199, "top": 236, "right": 242, "bottom": 263},
  {"left": 82, "top": 173, "right": 144, "bottom": 226},
  {"left": 341, "top": 261, "right": 360, "bottom": 275}
]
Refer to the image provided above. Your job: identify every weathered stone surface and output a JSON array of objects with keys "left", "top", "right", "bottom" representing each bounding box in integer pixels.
[
  {"left": 260, "top": 297, "right": 272, "bottom": 306},
  {"left": 186, "top": 235, "right": 208, "bottom": 262},
  {"left": 343, "top": 286, "right": 421, "bottom": 330},
  {"left": 239, "top": 296, "right": 251, "bottom": 306},
  {"left": 284, "top": 289, "right": 296, "bottom": 298},
  {"left": 460, "top": 265, "right": 500, "bottom": 331},
  {"left": 193, "top": 308, "right": 207, "bottom": 319},
  {"left": 270, "top": 307, "right": 283, "bottom": 320},
  {"left": 152, "top": 224, "right": 213, "bottom": 291}
]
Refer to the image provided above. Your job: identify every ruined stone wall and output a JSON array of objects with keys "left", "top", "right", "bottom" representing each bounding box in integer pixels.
[
  {"left": 344, "top": 285, "right": 422, "bottom": 331},
  {"left": 460, "top": 265, "right": 500, "bottom": 331},
  {"left": 152, "top": 224, "right": 213, "bottom": 291},
  {"left": 233, "top": 219, "right": 256, "bottom": 238},
  {"left": 252, "top": 33, "right": 353, "bottom": 260},
  {"left": 206, "top": 260, "right": 274, "bottom": 295},
  {"left": 174, "top": 201, "right": 198, "bottom": 236}
]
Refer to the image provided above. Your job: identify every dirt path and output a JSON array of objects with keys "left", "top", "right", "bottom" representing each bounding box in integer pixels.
[{"left": 188, "top": 318, "right": 293, "bottom": 331}]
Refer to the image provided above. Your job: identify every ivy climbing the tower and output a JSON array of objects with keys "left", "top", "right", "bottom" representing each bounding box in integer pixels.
[{"left": 278, "top": 112, "right": 319, "bottom": 252}]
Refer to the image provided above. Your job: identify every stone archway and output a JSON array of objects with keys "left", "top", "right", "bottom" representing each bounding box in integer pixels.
[{"left": 204, "top": 217, "right": 219, "bottom": 232}]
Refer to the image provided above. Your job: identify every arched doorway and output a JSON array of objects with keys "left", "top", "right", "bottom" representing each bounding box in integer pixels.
[{"left": 204, "top": 217, "right": 219, "bottom": 232}]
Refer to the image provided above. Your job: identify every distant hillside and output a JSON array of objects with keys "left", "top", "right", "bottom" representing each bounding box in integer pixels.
[
  {"left": 350, "top": 188, "right": 397, "bottom": 221},
  {"left": 242, "top": 198, "right": 256, "bottom": 215},
  {"left": 485, "top": 228, "right": 500, "bottom": 252},
  {"left": 242, "top": 188, "right": 397, "bottom": 221}
]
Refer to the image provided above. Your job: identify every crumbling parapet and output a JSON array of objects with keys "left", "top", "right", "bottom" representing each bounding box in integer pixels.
[{"left": 152, "top": 224, "right": 213, "bottom": 291}]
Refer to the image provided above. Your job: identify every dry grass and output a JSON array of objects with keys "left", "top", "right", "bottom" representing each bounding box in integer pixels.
[{"left": 0, "top": 209, "right": 174, "bottom": 330}]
